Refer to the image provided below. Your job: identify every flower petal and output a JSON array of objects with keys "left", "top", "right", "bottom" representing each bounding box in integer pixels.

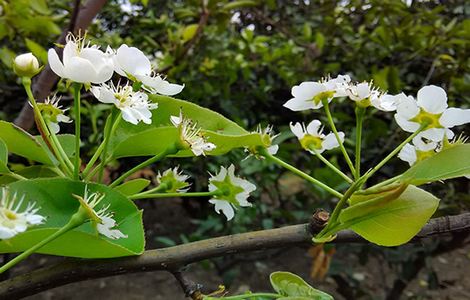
[
  {"left": 65, "top": 56, "right": 97, "bottom": 83},
  {"left": 47, "top": 49, "right": 65, "bottom": 77},
  {"left": 209, "top": 199, "right": 235, "bottom": 221},
  {"left": 139, "top": 75, "right": 184, "bottom": 95},
  {"left": 289, "top": 122, "right": 304, "bottom": 139},
  {"left": 398, "top": 143, "right": 417, "bottom": 166},
  {"left": 417, "top": 85, "right": 448, "bottom": 114},
  {"left": 292, "top": 82, "right": 325, "bottom": 99},
  {"left": 306, "top": 120, "right": 322, "bottom": 136},
  {"left": 115, "top": 44, "right": 151, "bottom": 77},
  {"left": 283, "top": 97, "right": 315, "bottom": 111},
  {"left": 322, "top": 132, "right": 342, "bottom": 150},
  {"left": 439, "top": 108, "right": 470, "bottom": 128},
  {"left": 394, "top": 114, "right": 420, "bottom": 133}
]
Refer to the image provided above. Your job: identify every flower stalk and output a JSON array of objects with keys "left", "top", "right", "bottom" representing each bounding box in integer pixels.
[
  {"left": 72, "top": 83, "right": 83, "bottom": 180},
  {"left": 109, "top": 144, "right": 179, "bottom": 188},
  {"left": 354, "top": 106, "right": 366, "bottom": 180},
  {"left": 22, "top": 78, "right": 72, "bottom": 176},
  {"left": 321, "top": 98, "right": 356, "bottom": 175},
  {"left": 262, "top": 149, "right": 343, "bottom": 198},
  {"left": 130, "top": 190, "right": 221, "bottom": 200}
]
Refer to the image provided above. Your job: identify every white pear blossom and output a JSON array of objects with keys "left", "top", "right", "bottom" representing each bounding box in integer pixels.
[
  {"left": 37, "top": 95, "right": 71, "bottom": 134},
  {"left": 171, "top": 112, "right": 216, "bottom": 156},
  {"left": 283, "top": 75, "right": 351, "bottom": 111},
  {"left": 394, "top": 85, "right": 470, "bottom": 141},
  {"left": 111, "top": 44, "right": 184, "bottom": 95},
  {"left": 74, "top": 186, "right": 127, "bottom": 240},
  {"left": 0, "top": 187, "right": 45, "bottom": 240},
  {"left": 398, "top": 136, "right": 440, "bottom": 166},
  {"left": 208, "top": 164, "right": 256, "bottom": 221},
  {"left": 290, "top": 120, "right": 344, "bottom": 154},
  {"left": 256, "top": 125, "right": 279, "bottom": 155},
  {"left": 91, "top": 82, "right": 158, "bottom": 125},
  {"left": 345, "top": 81, "right": 397, "bottom": 111},
  {"left": 156, "top": 167, "right": 191, "bottom": 193},
  {"left": 48, "top": 33, "right": 113, "bottom": 84},
  {"left": 13, "top": 53, "right": 41, "bottom": 77}
]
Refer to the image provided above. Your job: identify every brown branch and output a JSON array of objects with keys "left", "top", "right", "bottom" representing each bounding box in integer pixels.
[
  {"left": 14, "top": 0, "right": 108, "bottom": 130},
  {"left": 0, "top": 213, "right": 468, "bottom": 299},
  {"left": 171, "top": 270, "right": 204, "bottom": 300}
]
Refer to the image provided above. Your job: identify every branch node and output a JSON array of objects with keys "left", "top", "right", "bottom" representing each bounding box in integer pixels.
[
  {"left": 308, "top": 209, "right": 329, "bottom": 235},
  {"left": 171, "top": 270, "right": 203, "bottom": 300}
]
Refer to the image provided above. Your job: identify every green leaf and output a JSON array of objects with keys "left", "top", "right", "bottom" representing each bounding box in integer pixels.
[
  {"left": 0, "top": 138, "right": 9, "bottom": 173},
  {"left": 0, "top": 178, "right": 144, "bottom": 258},
  {"left": 115, "top": 179, "right": 151, "bottom": 196},
  {"left": 339, "top": 185, "right": 439, "bottom": 246},
  {"left": 221, "top": 0, "right": 259, "bottom": 11},
  {"left": 182, "top": 24, "right": 199, "bottom": 42},
  {"left": 401, "top": 144, "right": 470, "bottom": 185},
  {"left": 25, "top": 38, "right": 48, "bottom": 63},
  {"left": 109, "top": 95, "right": 265, "bottom": 158},
  {"left": 0, "top": 121, "right": 55, "bottom": 165},
  {"left": 270, "top": 272, "right": 333, "bottom": 299}
]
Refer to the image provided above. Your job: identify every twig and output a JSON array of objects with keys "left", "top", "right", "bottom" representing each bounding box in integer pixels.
[
  {"left": 171, "top": 270, "right": 204, "bottom": 300},
  {"left": 0, "top": 213, "right": 469, "bottom": 299}
]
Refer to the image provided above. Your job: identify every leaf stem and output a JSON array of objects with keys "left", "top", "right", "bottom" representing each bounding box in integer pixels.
[
  {"left": 310, "top": 147, "right": 353, "bottom": 183},
  {"left": 72, "top": 83, "right": 82, "bottom": 180},
  {"left": 130, "top": 190, "right": 221, "bottom": 200},
  {"left": 109, "top": 145, "right": 179, "bottom": 188},
  {"left": 262, "top": 149, "right": 343, "bottom": 198},
  {"left": 321, "top": 98, "right": 356, "bottom": 175},
  {"left": 98, "top": 110, "right": 121, "bottom": 183},
  {"left": 316, "top": 179, "right": 364, "bottom": 239},
  {"left": 4, "top": 172, "right": 27, "bottom": 181},
  {"left": 22, "top": 78, "right": 72, "bottom": 175},
  {"left": 354, "top": 106, "right": 366, "bottom": 180}
]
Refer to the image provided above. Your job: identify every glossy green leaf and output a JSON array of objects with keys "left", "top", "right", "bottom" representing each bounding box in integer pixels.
[
  {"left": 401, "top": 144, "right": 470, "bottom": 185},
  {"left": 339, "top": 185, "right": 439, "bottom": 246},
  {"left": 0, "top": 121, "right": 54, "bottom": 164},
  {"left": 0, "top": 178, "right": 144, "bottom": 258},
  {"left": 115, "top": 178, "right": 151, "bottom": 196},
  {"left": 109, "top": 95, "right": 265, "bottom": 158},
  {"left": 270, "top": 272, "right": 333, "bottom": 299},
  {"left": 0, "top": 138, "right": 9, "bottom": 173},
  {"left": 25, "top": 38, "right": 48, "bottom": 63}
]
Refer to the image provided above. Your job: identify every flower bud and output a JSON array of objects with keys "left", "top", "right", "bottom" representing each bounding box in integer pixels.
[{"left": 13, "top": 53, "right": 41, "bottom": 78}]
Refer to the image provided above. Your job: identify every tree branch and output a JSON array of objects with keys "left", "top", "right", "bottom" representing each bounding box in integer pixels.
[
  {"left": 0, "top": 213, "right": 469, "bottom": 299},
  {"left": 14, "top": 0, "right": 108, "bottom": 130}
]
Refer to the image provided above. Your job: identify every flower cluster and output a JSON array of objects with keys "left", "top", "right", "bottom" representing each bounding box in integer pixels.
[
  {"left": 0, "top": 187, "right": 45, "bottom": 240},
  {"left": 47, "top": 33, "right": 184, "bottom": 126},
  {"left": 208, "top": 165, "right": 256, "bottom": 221},
  {"left": 285, "top": 75, "right": 470, "bottom": 165}
]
